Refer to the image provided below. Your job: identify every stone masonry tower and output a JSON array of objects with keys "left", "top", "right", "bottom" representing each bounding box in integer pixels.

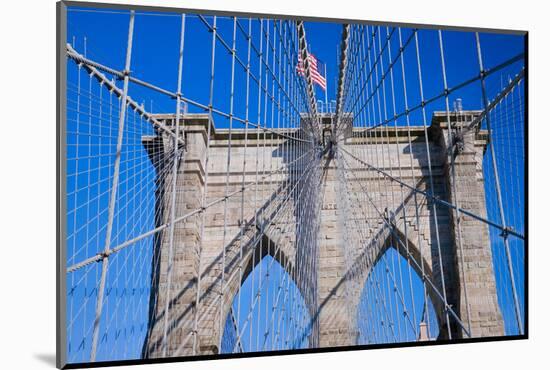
[{"left": 142, "top": 110, "right": 504, "bottom": 357}]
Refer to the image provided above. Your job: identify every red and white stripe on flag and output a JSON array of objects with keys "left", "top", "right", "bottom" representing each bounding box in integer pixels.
[{"left": 296, "top": 52, "right": 327, "bottom": 90}]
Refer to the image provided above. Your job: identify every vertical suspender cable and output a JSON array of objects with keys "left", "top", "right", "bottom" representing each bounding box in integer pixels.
[
  {"left": 438, "top": 30, "right": 472, "bottom": 336},
  {"left": 475, "top": 32, "right": 523, "bottom": 335},
  {"left": 162, "top": 13, "right": 186, "bottom": 357},
  {"left": 90, "top": 10, "right": 135, "bottom": 362}
]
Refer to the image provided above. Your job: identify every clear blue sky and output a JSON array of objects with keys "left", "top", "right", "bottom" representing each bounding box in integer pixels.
[{"left": 65, "top": 5, "right": 525, "bottom": 363}]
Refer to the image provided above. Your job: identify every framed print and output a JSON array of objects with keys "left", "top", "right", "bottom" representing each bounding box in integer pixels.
[{"left": 56, "top": 1, "right": 527, "bottom": 367}]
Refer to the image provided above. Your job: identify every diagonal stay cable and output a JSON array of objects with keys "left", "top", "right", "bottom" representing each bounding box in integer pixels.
[
  {"left": 336, "top": 153, "right": 418, "bottom": 339},
  {"left": 66, "top": 45, "right": 311, "bottom": 144},
  {"left": 462, "top": 68, "right": 525, "bottom": 134},
  {"left": 340, "top": 147, "right": 524, "bottom": 240},
  {"left": 66, "top": 146, "right": 316, "bottom": 273},
  {"left": 296, "top": 20, "right": 321, "bottom": 142},
  {"left": 339, "top": 153, "right": 472, "bottom": 338},
  {"left": 345, "top": 52, "right": 525, "bottom": 137},
  {"left": 66, "top": 44, "right": 185, "bottom": 147},
  {"left": 333, "top": 24, "right": 350, "bottom": 139}
]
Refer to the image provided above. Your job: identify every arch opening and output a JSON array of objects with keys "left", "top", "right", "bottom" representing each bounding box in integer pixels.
[
  {"left": 220, "top": 255, "right": 312, "bottom": 353},
  {"left": 356, "top": 245, "right": 439, "bottom": 344}
]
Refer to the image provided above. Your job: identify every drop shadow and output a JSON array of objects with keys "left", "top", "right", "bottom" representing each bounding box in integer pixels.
[{"left": 33, "top": 353, "right": 56, "bottom": 367}]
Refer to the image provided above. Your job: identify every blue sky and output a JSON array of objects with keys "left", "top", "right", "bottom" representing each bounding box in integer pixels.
[{"left": 65, "top": 5, "right": 525, "bottom": 363}]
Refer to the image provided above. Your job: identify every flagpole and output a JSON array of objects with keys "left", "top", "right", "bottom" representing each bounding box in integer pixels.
[{"left": 324, "top": 62, "right": 328, "bottom": 112}]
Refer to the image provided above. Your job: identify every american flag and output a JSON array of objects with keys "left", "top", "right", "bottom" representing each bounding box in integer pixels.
[{"left": 296, "top": 52, "right": 327, "bottom": 91}]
